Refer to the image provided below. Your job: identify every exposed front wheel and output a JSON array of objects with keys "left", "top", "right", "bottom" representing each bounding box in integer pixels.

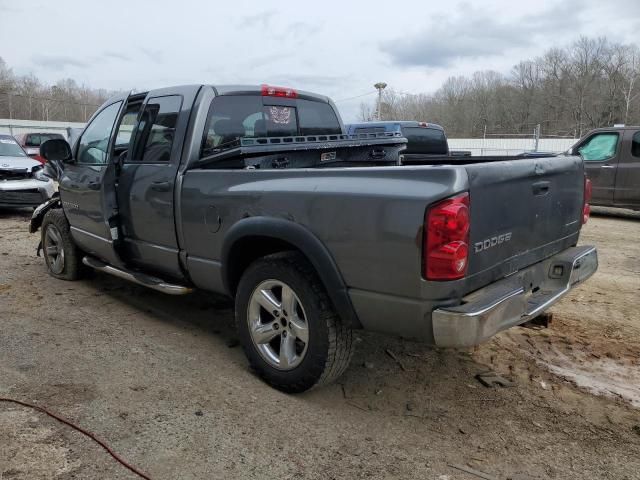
[
  {"left": 41, "top": 209, "right": 82, "bottom": 281},
  {"left": 235, "top": 252, "right": 354, "bottom": 393}
]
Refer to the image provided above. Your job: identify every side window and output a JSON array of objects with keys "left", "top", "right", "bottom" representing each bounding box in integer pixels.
[
  {"left": 113, "top": 109, "right": 141, "bottom": 149},
  {"left": 632, "top": 132, "right": 640, "bottom": 158},
  {"left": 131, "top": 96, "right": 182, "bottom": 163},
  {"left": 578, "top": 133, "right": 619, "bottom": 162},
  {"left": 76, "top": 102, "right": 122, "bottom": 165}
]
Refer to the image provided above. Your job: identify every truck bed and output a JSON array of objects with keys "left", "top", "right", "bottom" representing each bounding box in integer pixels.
[{"left": 181, "top": 153, "right": 584, "bottom": 303}]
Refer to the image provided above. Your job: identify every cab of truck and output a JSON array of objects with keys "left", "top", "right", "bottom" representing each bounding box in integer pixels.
[{"left": 569, "top": 126, "right": 640, "bottom": 210}]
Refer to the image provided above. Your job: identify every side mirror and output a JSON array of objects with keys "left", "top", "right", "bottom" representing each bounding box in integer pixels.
[{"left": 40, "top": 138, "right": 73, "bottom": 164}]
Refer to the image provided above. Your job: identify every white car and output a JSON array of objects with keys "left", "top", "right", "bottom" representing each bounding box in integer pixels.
[{"left": 0, "top": 135, "right": 55, "bottom": 208}]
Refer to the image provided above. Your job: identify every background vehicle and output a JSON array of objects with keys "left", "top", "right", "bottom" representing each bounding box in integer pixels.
[
  {"left": 14, "top": 132, "right": 65, "bottom": 163},
  {"left": 0, "top": 134, "right": 55, "bottom": 208},
  {"left": 567, "top": 126, "right": 640, "bottom": 210},
  {"left": 31, "top": 84, "right": 597, "bottom": 393},
  {"left": 346, "top": 121, "right": 472, "bottom": 159}
]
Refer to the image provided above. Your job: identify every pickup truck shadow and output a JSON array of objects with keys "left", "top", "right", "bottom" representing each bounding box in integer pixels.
[
  {"left": 591, "top": 206, "right": 640, "bottom": 220},
  {"left": 86, "top": 269, "right": 496, "bottom": 418}
]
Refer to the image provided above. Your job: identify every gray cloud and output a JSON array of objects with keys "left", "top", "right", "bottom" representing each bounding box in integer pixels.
[
  {"left": 139, "top": 47, "right": 163, "bottom": 64},
  {"left": 270, "top": 73, "right": 349, "bottom": 89},
  {"left": 238, "top": 10, "right": 277, "bottom": 29},
  {"left": 102, "top": 51, "right": 131, "bottom": 62},
  {"left": 382, "top": 2, "right": 583, "bottom": 68},
  {"left": 31, "top": 54, "right": 89, "bottom": 70},
  {"left": 287, "top": 21, "right": 322, "bottom": 39}
]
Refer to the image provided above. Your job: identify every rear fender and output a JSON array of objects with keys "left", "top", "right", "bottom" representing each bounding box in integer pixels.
[
  {"left": 29, "top": 192, "right": 61, "bottom": 234},
  {"left": 222, "top": 217, "right": 363, "bottom": 329}
]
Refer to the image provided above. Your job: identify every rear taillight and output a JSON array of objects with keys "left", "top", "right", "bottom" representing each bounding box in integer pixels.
[
  {"left": 261, "top": 84, "right": 298, "bottom": 98},
  {"left": 583, "top": 177, "right": 592, "bottom": 224},
  {"left": 31, "top": 154, "right": 46, "bottom": 164},
  {"left": 424, "top": 192, "right": 470, "bottom": 280}
]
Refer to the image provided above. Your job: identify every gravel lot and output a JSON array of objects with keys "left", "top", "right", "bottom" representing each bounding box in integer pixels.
[{"left": 1, "top": 207, "right": 639, "bottom": 480}]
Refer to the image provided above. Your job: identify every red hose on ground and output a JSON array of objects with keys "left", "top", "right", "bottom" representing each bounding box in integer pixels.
[{"left": 0, "top": 397, "right": 153, "bottom": 480}]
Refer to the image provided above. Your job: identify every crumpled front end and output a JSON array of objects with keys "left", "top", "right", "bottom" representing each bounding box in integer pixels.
[{"left": 0, "top": 175, "right": 55, "bottom": 208}]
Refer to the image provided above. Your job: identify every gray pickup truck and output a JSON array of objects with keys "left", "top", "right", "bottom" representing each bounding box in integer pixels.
[{"left": 31, "top": 84, "right": 597, "bottom": 392}]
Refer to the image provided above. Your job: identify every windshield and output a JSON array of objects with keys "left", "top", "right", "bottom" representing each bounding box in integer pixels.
[{"left": 0, "top": 137, "right": 27, "bottom": 157}]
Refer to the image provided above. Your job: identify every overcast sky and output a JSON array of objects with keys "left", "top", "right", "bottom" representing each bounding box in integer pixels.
[{"left": 1, "top": 0, "right": 640, "bottom": 121}]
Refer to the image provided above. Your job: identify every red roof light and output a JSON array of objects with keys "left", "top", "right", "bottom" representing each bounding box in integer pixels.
[{"left": 261, "top": 84, "right": 298, "bottom": 98}]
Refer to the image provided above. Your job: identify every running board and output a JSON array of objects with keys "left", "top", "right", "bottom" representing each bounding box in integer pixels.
[{"left": 82, "top": 256, "right": 193, "bottom": 295}]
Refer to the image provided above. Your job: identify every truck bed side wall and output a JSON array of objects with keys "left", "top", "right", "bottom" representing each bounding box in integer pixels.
[{"left": 179, "top": 166, "right": 467, "bottom": 300}]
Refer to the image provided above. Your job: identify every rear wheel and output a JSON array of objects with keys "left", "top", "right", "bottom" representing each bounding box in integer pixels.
[
  {"left": 235, "top": 252, "right": 354, "bottom": 393},
  {"left": 41, "top": 209, "right": 82, "bottom": 281}
]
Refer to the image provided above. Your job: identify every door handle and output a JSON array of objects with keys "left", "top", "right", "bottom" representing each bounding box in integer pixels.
[
  {"left": 87, "top": 181, "right": 100, "bottom": 190},
  {"left": 601, "top": 164, "right": 615, "bottom": 169},
  {"left": 150, "top": 181, "right": 171, "bottom": 192},
  {"left": 532, "top": 181, "right": 550, "bottom": 196}
]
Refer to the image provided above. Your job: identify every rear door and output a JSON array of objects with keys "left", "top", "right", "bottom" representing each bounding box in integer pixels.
[
  {"left": 614, "top": 130, "right": 640, "bottom": 208},
  {"left": 576, "top": 130, "right": 620, "bottom": 205},
  {"left": 116, "top": 87, "right": 198, "bottom": 279}
]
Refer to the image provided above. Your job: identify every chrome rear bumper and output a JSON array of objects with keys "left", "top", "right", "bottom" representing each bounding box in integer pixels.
[{"left": 432, "top": 246, "right": 598, "bottom": 347}]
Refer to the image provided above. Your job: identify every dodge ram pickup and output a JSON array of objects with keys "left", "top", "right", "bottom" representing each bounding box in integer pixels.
[{"left": 31, "top": 84, "right": 598, "bottom": 392}]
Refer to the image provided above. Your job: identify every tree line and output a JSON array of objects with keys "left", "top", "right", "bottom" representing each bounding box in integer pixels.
[
  {"left": 0, "top": 56, "right": 110, "bottom": 123},
  {"left": 361, "top": 37, "right": 640, "bottom": 138}
]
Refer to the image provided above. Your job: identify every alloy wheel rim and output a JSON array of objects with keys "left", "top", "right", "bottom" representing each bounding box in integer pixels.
[
  {"left": 44, "top": 225, "right": 65, "bottom": 274},
  {"left": 247, "top": 279, "right": 309, "bottom": 371}
]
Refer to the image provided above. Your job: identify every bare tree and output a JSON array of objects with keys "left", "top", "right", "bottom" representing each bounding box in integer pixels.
[
  {"left": 360, "top": 36, "right": 640, "bottom": 137},
  {"left": 0, "top": 56, "right": 111, "bottom": 122}
]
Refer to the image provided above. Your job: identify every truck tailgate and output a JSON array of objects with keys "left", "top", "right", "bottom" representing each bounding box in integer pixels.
[{"left": 465, "top": 155, "right": 584, "bottom": 287}]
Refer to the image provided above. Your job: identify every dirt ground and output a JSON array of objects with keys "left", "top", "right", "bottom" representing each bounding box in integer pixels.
[{"left": 1, "top": 207, "right": 639, "bottom": 480}]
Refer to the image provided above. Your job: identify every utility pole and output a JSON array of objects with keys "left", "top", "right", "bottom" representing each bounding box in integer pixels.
[
  {"left": 374, "top": 82, "right": 387, "bottom": 120},
  {"left": 534, "top": 124, "right": 540, "bottom": 152}
]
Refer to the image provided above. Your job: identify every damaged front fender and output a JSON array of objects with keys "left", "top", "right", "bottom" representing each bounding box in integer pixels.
[{"left": 30, "top": 192, "right": 61, "bottom": 234}]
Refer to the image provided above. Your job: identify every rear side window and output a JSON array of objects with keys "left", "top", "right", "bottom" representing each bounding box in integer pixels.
[
  {"left": 131, "top": 95, "right": 182, "bottom": 163},
  {"left": 578, "top": 133, "right": 619, "bottom": 162},
  {"left": 201, "top": 95, "right": 341, "bottom": 156},
  {"left": 401, "top": 127, "right": 448, "bottom": 155}
]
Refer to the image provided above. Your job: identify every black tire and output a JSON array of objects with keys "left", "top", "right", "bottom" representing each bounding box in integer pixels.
[
  {"left": 41, "top": 209, "right": 82, "bottom": 281},
  {"left": 235, "top": 252, "right": 354, "bottom": 393}
]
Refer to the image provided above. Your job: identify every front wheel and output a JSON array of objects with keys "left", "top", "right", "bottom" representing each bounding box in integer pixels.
[
  {"left": 235, "top": 252, "right": 354, "bottom": 393},
  {"left": 41, "top": 209, "right": 82, "bottom": 281}
]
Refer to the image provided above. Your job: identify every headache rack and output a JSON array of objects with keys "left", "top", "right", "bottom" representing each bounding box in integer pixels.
[{"left": 195, "top": 132, "right": 406, "bottom": 169}]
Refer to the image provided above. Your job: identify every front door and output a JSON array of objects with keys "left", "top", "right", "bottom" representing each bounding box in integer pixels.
[
  {"left": 577, "top": 131, "right": 620, "bottom": 206},
  {"left": 116, "top": 94, "right": 185, "bottom": 279},
  {"left": 59, "top": 100, "right": 125, "bottom": 266}
]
